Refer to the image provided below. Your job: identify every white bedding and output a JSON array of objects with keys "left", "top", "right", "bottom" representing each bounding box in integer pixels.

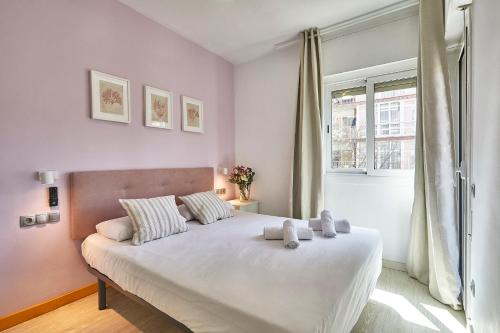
[{"left": 82, "top": 212, "right": 382, "bottom": 333}]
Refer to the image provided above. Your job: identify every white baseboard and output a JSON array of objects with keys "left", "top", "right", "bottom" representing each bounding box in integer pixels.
[{"left": 383, "top": 259, "right": 407, "bottom": 272}]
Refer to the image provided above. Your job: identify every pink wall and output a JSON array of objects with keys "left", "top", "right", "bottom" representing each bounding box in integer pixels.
[{"left": 0, "top": 0, "right": 234, "bottom": 315}]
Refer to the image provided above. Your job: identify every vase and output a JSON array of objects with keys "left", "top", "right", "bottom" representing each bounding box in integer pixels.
[{"left": 239, "top": 185, "right": 251, "bottom": 201}]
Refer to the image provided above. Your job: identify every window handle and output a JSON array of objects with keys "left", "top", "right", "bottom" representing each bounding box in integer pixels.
[{"left": 456, "top": 162, "right": 466, "bottom": 181}]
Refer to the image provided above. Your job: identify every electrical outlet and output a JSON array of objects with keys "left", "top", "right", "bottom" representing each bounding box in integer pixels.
[
  {"left": 20, "top": 215, "right": 36, "bottom": 228},
  {"left": 215, "top": 188, "right": 226, "bottom": 195}
]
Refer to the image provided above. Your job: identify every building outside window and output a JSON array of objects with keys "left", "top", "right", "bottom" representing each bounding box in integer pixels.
[
  {"left": 331, "top": 87, "right": 366, "bottom": 169},
  {"left": 327, "top": 69, "right": 417, "bottom": 175},
  {"left": 374, "top": 83, "right": 416, "bottom": 170}
]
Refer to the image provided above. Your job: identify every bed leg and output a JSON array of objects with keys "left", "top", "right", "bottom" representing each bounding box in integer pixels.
[{"left": 98, "top": 278, "right": 107, "bottom": 310}]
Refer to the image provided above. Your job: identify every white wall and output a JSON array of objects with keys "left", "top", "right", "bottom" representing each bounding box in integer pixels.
[
  {"left": 469, "top": 0, "right": 500, "bottom": 331},
  {"left": 235, "top": 16, "right": 418, "bottom": 263},
  {"left": 323, "top": 15, "right": 418, "bottom": 75},
  {"left": 235, "top": 44, "right": 299, "bottom": 217},
  {"left": 324, "top": 175, "right": 413, "bottom": 263}
]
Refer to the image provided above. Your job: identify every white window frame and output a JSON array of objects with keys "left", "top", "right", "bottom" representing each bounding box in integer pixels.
[{"left": 324, "top": 59, "right": 417, "bottom": 177}]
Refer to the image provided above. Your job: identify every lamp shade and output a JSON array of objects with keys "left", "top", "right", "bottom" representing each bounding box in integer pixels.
[{"left": 38, "top": 170, "right": 58, "bottom": 185}]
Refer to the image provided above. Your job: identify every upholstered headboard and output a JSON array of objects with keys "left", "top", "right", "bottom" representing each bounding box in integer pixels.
[{"left": 70, "top": 167, "right": 214, "bottom": 240}]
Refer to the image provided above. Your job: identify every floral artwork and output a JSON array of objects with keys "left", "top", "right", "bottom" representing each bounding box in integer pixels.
[
  {"left": 182, "top": 96, "right": 203, "bottom": 133},
  {"left": 91, "top": 70, "right": 130, "bottom": 123},
  {"left": 151, "top": 94, "right": 167, "bottom": 122},
  {"left": 145, "top": 86, "right": 172, "bottom": 129},
  {"left": 186, "top": 103, "right": 200, "bottom": 127},
  {"left": 99, "top": 81, "right": 124, "bottom": 115}
]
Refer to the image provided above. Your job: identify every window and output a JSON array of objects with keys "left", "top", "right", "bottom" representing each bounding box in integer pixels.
[
  {"left": 325, "top": 69, "right": 417, "bottom": 175},
  {"left": 331, "top": 87, "right": 366, "bottom": 169},
  {"left": 374, "top": 79, "right": 417, "bottom": 170}
]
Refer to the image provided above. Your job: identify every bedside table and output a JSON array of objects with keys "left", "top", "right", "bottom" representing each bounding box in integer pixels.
[{"left": 228, "top": 199, "right": 259, "bottom": 213}]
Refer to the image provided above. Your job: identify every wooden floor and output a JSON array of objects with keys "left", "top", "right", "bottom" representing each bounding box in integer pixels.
[
  {"left": 5, "top": 268, "right": 465, "bottom": 333},
  {"left": 351, "top": 269, "right": 466, "bottom": 333}
]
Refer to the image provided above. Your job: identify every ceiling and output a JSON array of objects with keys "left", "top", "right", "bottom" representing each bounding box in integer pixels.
[{"left": 119, "top": 0, "right": 406, "bottom": 64}]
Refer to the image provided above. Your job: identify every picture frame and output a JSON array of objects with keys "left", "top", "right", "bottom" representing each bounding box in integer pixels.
[
  {"left": 181, "top": 96, "right": 204, "bottom": 133},
  {"left": 90, "top": 70, "right": 130, "bottom": 123},
  {"left": 144, "top": 86, "right": 173, "bottom": 129}
]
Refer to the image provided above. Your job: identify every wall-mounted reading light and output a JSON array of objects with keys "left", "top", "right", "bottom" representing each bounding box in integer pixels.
[
  {"left": 38, "top": 170, "right": 58, "bottom": 207},
  {"left": 215, "top": 167, "right": 229, "bottom": 197},
  {"left": 218, "top": 167, "right": 229, "bottom": 176}
]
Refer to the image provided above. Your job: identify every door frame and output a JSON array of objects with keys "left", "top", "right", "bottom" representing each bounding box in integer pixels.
[{"left": 455, "top": 4, "right": 473, "bottom": 325}]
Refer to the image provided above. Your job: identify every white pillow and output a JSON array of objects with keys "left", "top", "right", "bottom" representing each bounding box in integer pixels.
[
  {"left": 96, "top": 216, "right": 133, "bottom": 242},
  {"left": 180, "top": 191, "right": 234, "bottom": 225},
  {"left": 178, "top": 204, "right": 195, "bottom": 221},
  {"left": 119, "top": 195, "right": 188, "bottom": 245}
]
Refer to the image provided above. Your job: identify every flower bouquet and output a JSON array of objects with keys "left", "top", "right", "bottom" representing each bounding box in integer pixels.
[{"left": 228, "top": 165, "right": 255, "bottom": 201}]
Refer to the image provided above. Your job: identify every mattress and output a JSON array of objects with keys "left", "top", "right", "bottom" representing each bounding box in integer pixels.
[{"left": 82, "top": 212, "right": 382, "bottom": 333}]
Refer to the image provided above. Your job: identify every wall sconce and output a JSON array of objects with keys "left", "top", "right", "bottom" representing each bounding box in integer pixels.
[
  {"left": 38, "top": 170, "right": 58, "bottom": 207},
  {"left": 215, "top": 167, "right": 228, "bottom": 197},
  {"left": 218, "top": 166, "right": 229, "bottom": 176}
]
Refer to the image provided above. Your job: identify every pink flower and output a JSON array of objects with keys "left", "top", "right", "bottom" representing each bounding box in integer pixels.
[
  {"left": 153, "top": 99, "right": 166, "bottom": 119},
  {"left": 101, "top": 88, "right": 122, "bottom": 105}
]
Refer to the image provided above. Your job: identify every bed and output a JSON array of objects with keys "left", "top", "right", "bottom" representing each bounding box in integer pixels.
[{"left": 71, "top": 167, "right": 382, "bottom": 333}]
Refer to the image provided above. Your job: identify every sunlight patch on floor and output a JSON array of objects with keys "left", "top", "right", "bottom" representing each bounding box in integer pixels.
[
  {"left": 421, "top": 303, "right": 467, "bottom": 333},
  {"left": 370, "top": 289, "right": 440, "bottom": 331}
]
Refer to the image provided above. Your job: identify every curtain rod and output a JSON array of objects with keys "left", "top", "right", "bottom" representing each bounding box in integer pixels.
[
  {"left": 274, "top": 0, "right": 419, "bottom": 50},
  {"left": 326, "top": 67, "right": 417, "bottom": 87}
]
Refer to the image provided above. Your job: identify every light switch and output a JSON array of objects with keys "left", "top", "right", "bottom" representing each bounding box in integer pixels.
[
  {"left": 48, "top": 211, "right": 60, "bottom": 222},
  {"left": 36, "top": 213, "right": 49, "bottom": 224}
]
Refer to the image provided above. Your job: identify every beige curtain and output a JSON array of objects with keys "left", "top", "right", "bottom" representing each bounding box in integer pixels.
[
  {"left": 407, "top": 0, "right": 462, "bottom": 309},
  {"left": 291, "top": 28, "right": 324, "bottom": 219}
]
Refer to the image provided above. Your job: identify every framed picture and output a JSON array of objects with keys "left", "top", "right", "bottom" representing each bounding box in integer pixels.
[
  {"left": 182, "top": 96, "right": 204, "bottom": 133},
  {"left": 144, "top": 86, "right": 173, "bottom": 129},
  {"left": 90, "top": 70, "right": 130, "bottom": 123}
]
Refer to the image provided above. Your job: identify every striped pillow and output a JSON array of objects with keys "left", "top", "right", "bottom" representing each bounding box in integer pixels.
[
  {"left": 180, "top": 191, "right": 234, "bottom": 224},
  {"left": 119, "top": 195, "right": 188, "bottom": 245}
]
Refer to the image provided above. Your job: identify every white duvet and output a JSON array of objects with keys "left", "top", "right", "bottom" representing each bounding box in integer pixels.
[{"left": 82, "top": 212, "right": 382, "bottom": 333}]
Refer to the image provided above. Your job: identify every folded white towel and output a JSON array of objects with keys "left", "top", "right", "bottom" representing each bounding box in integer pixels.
[
  {"left": 263, "top": 227, "right": 314, "bottom": 240},
  {"left": 309, "top": 218, "right": 351, "bottom": 233},
  {"left": 283, "top": 219, "right": 300, "bottom": 249},
  {"left": 320, "top": 210, "right": 336, "bottom": 238},
  {"left": 308, "top": 218, "right": 322, "bottom": 231},
  {"left": 334, "top": 219, "right": 351, "bottom": 233}
]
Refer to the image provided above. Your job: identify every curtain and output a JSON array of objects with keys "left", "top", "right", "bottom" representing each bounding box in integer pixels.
[
  {"left": 407, "top": 0, "right": 462, "bottom": 309},
  {"left": 291, "top": 28, "right": 324, "bottom": 220}
]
